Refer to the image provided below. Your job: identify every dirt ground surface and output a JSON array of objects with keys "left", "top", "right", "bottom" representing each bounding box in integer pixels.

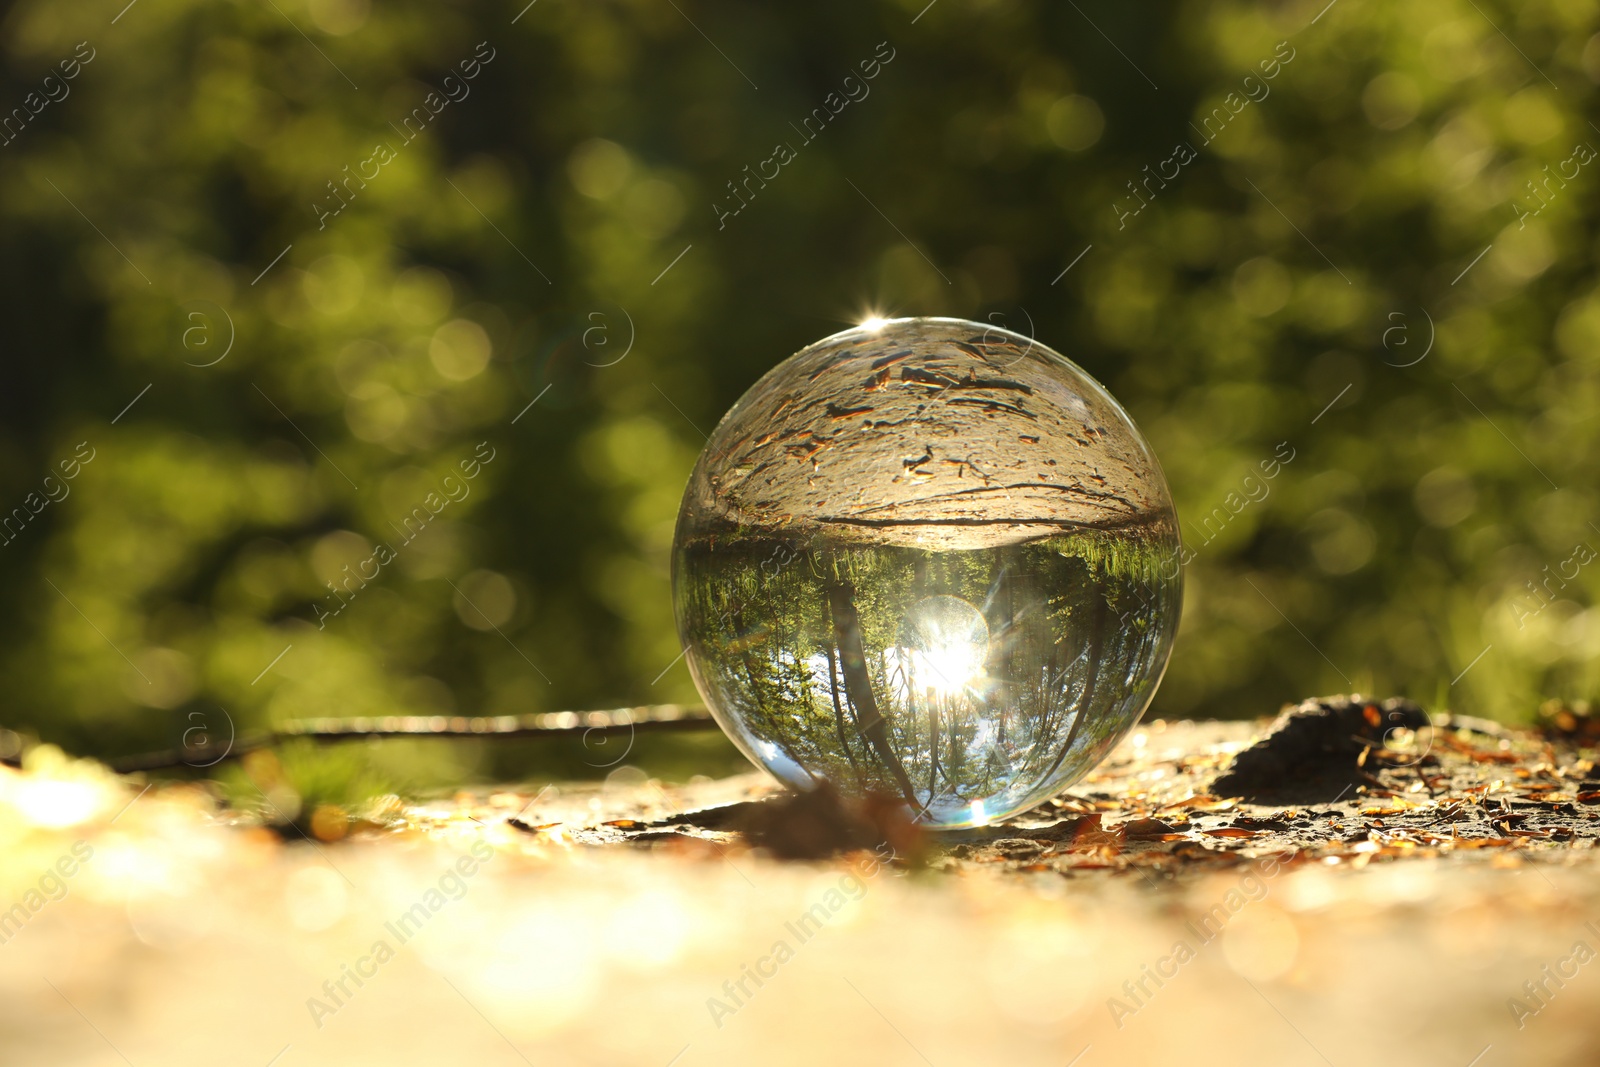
[{"left": 4, "top": 703, "right": 1600, "bottom": 1066}]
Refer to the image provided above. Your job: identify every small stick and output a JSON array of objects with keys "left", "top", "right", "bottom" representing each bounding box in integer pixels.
[{"left": 100, "top": 704, "right": 717, "bottom": 773}]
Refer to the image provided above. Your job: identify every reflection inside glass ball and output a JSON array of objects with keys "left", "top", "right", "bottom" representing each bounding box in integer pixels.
[{"left": 673, "top": 317, "right": 1182, "bottom": 828}]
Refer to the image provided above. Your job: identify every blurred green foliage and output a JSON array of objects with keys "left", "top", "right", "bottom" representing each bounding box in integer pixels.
[{"left": 1, "top": 0, "right": 1598, "bottom": 782}]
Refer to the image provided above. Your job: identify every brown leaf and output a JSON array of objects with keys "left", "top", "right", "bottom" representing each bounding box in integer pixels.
[
  {"left": 1166, "top": 795, "right": 1237, "bottom": 812},
  {"left": 1121, "top": 817, "right": 1181, "bottom": 840},
  {"left": 1070, "top": 812, "right": 1124, "bottom": 849}
]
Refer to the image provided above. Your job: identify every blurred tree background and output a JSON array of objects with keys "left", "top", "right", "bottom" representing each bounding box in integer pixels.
[{"left": 1, "top": 0, "right": 1597, "bottom": 787}]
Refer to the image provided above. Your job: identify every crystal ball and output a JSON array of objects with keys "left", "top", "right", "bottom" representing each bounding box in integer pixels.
[{"left": 672, "top": 317, "right": 1181, "bottom": 828}]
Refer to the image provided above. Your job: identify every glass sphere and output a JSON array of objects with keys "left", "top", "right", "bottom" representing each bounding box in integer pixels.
[{"left": 672, "top": 317, "right": 1181, "bottom": 829}]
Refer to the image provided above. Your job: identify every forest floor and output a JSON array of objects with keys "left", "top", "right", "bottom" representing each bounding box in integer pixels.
[{"left": 4, "top": 701, "right": 1600, "bottom": 1066}]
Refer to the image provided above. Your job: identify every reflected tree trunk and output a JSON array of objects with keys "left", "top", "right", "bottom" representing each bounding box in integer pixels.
[
  {"left": 824, "top": 639, "right": 862, "bottom": 785},
  {"left": 992, "top": 552, "right": 1012, "bottom": 748},
  {"left": 825, "top": 576, "right": 920, "bottom": 806},
  {"left": 1040, "top": 591, "right": 1107, "bottom": 783}
]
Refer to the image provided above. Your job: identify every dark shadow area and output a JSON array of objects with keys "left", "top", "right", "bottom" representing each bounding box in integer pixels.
[{"left": 1209, "top": 694, "right": 1428, "bottom": 804}]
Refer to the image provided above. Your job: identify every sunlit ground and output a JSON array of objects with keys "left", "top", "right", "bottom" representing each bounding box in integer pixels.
[{"left": 3, "top": 725, "right": 1597, "bottom": 1067}]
